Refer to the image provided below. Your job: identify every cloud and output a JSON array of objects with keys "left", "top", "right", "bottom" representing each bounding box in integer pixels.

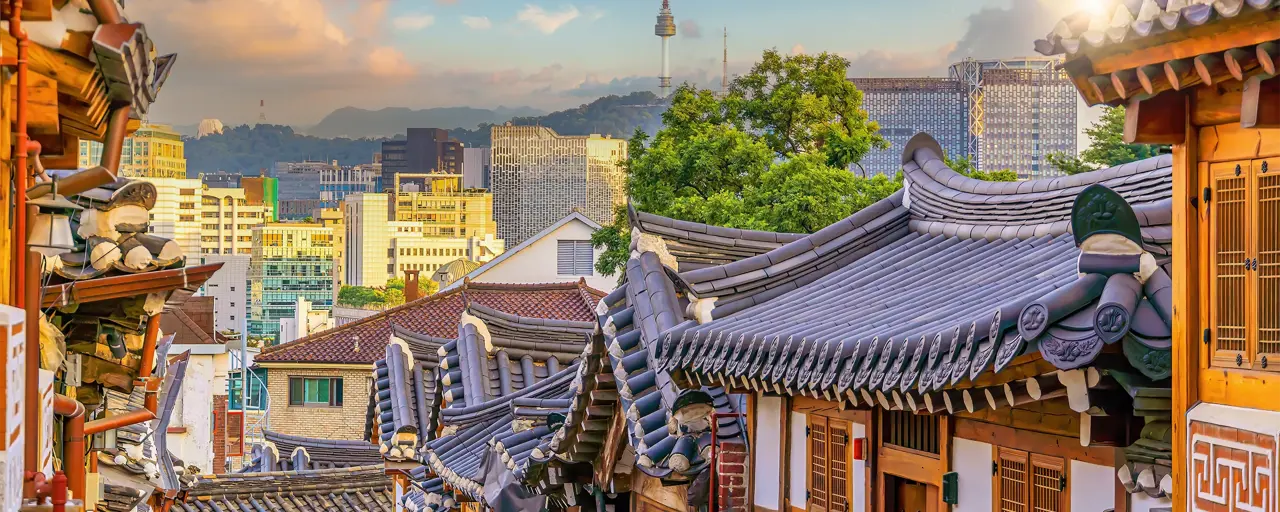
[
  {"left": 679, "top": 19, "right": 701, "bottom": 38},
  {"left": 368, "top": 47, "right": 415, "bottom": 78},
  {"left": 516, "top": 4, "right": 580, "bottom": 34},
  {"left": 844, "top": 44, "right": 956, "bottom": 77},
  {"left": 946, "top": 0, "right": 1069, "bottom": 62},
  {"left": 461, "top": 15, "right": 492, "bottom": 29},
  {"left": 791, "top": 44, "right": 806, "bottom": 55},
  {"left": 392, "top": 14, "right": 435, "bottom": 30}
]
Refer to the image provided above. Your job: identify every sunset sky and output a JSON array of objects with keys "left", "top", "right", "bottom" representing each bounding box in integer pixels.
[{"left": 129, "top": 0, "right": 1095, "bottom": 134}]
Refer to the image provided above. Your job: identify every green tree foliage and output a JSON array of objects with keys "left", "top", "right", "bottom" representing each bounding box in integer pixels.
[
  {"left": 447, "top": 92, "right": 666, "bottom": 148},
  {"left": 337, "top": 278, "right": 436, "bottom": 309},
  {"left": 1047, "top": 106, "right": 1169, "bottom": 175},
  {"left": 592, "top": 50, "right": 895, "bottom": 276},
  {"left": 944, "top": 155, "right": 1019, "bottom": 182}
]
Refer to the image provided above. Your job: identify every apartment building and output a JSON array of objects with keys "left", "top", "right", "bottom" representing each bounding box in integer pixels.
[
  {"left": 80, "top": 122, "right": 187, "bottom": 178},
  {"left": 248, "top": 223, "right": 335, "bottom": 344}
]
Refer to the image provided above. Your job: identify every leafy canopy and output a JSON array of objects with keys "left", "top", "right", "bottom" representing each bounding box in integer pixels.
[
  {"left": 592, "top": 49, "right": 899, "bottom": 276},
  {"left": 1047, "top": 106, "right": 1169, "bottom": 175},
  {"left": 337, "top": 278, "right": 437, "bottom": 309}
]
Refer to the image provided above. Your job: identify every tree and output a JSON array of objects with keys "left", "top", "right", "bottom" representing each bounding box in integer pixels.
[
  {"left": 1046, "top": 105, "right": 1169, "bottom": 175},
  {"left": 337, "top": 278, "right": 436, "bottom": 309},
  {"left": 593, "top": 50, "right": 897, "bottom": 276},
  {"left": 944, "top": 155, "right": 1018, "bottom": 182}
]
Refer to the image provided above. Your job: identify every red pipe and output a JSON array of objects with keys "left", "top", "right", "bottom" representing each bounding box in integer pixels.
[
  {"left": 84, "top": 408, "right": 155, "bottom": 436},
  {"left": 139, "top": 314, "right": 161, "bottom": 380},
  {"left": 53, "top": 395, "right": 85, "bottom": 501},
  {"left": 11, "top": 0, "right": 29, "bottom": 308},
  {"left": 51, "top": 471, "right": 67, "bottom": 512},
  {"left": 22, "top": 246, "right": 38, "bottom": 496}
]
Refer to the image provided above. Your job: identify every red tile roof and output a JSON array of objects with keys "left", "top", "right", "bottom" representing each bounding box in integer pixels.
[{"left": 255, "top": 280, "right": 606, "bottom": 365}]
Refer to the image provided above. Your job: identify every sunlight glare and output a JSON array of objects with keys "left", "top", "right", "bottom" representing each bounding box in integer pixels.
[{"left": 1080, "top": 0, "right": 1111, "bottom": 16}]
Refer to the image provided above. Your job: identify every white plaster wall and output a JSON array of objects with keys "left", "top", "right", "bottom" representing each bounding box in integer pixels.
[
  {"left": 169, "top": 354, "right": 215, "bottom": 473},
  {"left": 1130, "top": 492, "right": 1173, "bottom": 512},
  {"left": 471, "top": 220, "right": 618, "bottom": 291},
  {"left": 1070, "top": 460, "right": 1116, "bottom": 512},
  {"left": 952, "top": 437, "right": 994, "bottom": 512},
  {"left": 789, "top": 412, "right": 808, "bottom": 508},
  {"left": 754, "top": 397, "right": 783, "bottom": 510},
  {"left": 851, "top": 422, "right": 868, "bottom": 512}
]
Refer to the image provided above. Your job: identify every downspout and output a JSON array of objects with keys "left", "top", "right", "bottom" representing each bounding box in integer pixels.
[
  {"left": 87, "top": 0, "right": 123, "bottom": 25},
  {"left": 22, "top": 239, "right": 38, "bottom": 497},
  {"left": 84, "top": 314, "right": 162, "bottom": 434},
  {"left": 10, "top": 0, "right": 29, "bottom": 307},
  {"left": 100, "top": 106, "right": 131, "bottom": 174},
  {"left": 53, "top": 395, "right": 86, "bottom": 501}
]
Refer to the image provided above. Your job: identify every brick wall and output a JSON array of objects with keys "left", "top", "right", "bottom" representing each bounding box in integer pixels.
[
  {"left": 265, "top": 367, "right": 372, "bottom": 441},
  {"left": 716, "top": 440, "right": 749, "bottom": 512},
  {"left": 211, "top": 395, "right": 227, "bottom": 474}
]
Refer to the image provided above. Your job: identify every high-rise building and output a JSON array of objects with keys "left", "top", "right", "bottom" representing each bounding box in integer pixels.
[
  {"left": 343, "top": 193, "right": 504, "bottom": 288},
  {"left": 850, "top": 78, "right": 968, "bottom": 176},
  {"left": 200, "top": 188, "right": 270, "bottom": 333},
  {"left": 953, "top": 58, "right": 1077, "bottom": 179},
  {"left": 248, "top": 223, "right": 335, "bottom": 344},
  {"left": 273, "top": 160, "right": 331, "bottom": 201},
  {"left": 380, "top": 128, "right": 464, "bottom": 192},
  {"left": 321, "top": 163, "right": 380, "bottom": 206},
  {"left": 80, "top": 123, "right": 187, "bottom": 178},
  {"left": 316, "top": 208, "right": 345, "bottom": 304},
  {"left": 138, "top": 177, "right": 203, "bottom": 260},
  {"left": 490, "top": 125, "right": 627, "bottom": 245},
  {"left": 462, "top": 147, "right": 492, "bottom": 190},
  {"left": 392, "top": 174, "right": 498, "bottom": 239}
]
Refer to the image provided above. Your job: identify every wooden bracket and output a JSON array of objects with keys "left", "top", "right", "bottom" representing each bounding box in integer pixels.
[
  {"left": 1124, "top": 91, "right": 1188, "bottom": 144},
  {"left": 1242, "top": 73, "right": 1280, "bottom": 129}
]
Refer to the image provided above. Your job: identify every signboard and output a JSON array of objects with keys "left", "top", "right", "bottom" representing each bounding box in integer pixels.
[{"left": 0, "top": 305, "right": 26, "bottom": 512}]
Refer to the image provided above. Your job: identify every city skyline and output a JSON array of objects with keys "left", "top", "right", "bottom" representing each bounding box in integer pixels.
[{"left": 130, "top": 0, "right": 1097, "bottom": 134}]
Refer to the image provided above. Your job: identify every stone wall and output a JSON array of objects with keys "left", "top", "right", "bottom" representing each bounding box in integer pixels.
[{"left": 265, "top": 367, "right": 372, "bottom": 441}]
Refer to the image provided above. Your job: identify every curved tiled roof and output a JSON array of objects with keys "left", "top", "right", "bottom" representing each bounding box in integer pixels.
[
  {"left": 653, "top": 134, "right": 1173, "bottom": 409},
  {"left": 630, "top": 204, "right": 805, "bottom": 272},
  {"left": 1034, "top": 0, "right": 1275, "bottom": 58},
  {"left": 257, "top": 281, "right": 604, "bottom": 364},
  {"left": 242, "top": 430, "right": 383, "bottom": 472},
  {"left": 175, "top": 466, "right": 394, "bottom": 512}
]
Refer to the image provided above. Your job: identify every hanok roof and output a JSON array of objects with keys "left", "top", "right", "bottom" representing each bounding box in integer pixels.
[
  {"left": 257, "top": 281, "right": 604, "bottom": 365},
  {"left": 1033, "top": 0, "right": 1280, "bottom": 106},
  {"left": 161, "top": 297, "right": 217, "bottom": 345},
  {"left": 174, "top": 466, "right": 394, "bottom": 512},
  {"left": 242, "top": 430, "right": 383, "bottom": 473},
  {"left": 431, "top": 258, "right": 482, "bottom": 288},
  {"left": 629, "top": 205, "right": 803, "bottom": 272},
  {"left": 656, "top": 134, "right": 1173, "bottom": 404}
]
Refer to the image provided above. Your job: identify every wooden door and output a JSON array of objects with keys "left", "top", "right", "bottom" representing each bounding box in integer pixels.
[
  {"left": 1208, "top": 160, "right": 1253, "bottom": 368},
  {"left": 995, "top": 447, "right": 1029, "bottom": 512},
  {"left": 808, "top": 415, "right": 852, "bottom": 512},
  {"left": 1028, "top": 454, "right": 1066, "bottom": 512},
  {"left": 1253, "top": 157, "right": 1280, "bottom": 370},
  {"left": 895, "top": 479, "right": 928, "bottom": 512}
]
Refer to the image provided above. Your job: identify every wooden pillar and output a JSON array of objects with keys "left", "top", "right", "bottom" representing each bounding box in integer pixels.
[{"left": 1170, "top": 93, "right": 1201, "bottom": 512}]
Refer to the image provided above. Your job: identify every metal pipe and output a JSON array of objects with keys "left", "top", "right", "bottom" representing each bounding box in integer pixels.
[
  {"left": 23, "top": 246, "right": 39, "bottom": 495},
  {"left": 11, "top": 0, "right": 29, "bottom": 306},
  {"left": 87, "top": 0, "right": 123, "bottom": 25},
  {"left": 51, "top": 471, "right": 67, "bottom": 512},
  {"left": 53, "top": 395, "right": 85, "bottom": 501},
  {"left": 139, "top": 314, "right": 161, "bottom": 380},
  {"left": 100, "top": 106, "right": 132, "bottom": 173},
  {"left": 84, "top": 408, "right": 155, "bottom": 436}
]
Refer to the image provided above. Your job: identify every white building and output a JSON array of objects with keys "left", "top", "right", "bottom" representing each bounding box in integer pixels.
[
  {"left": 446, "top": 211, "right": 616, "bottom": 292},
  {"left": 200, "top": 255, "right": 249, "bottom": 333},
  {"left": 462, "top": 147, "right": 491, "bottom": 189},
  {"left": 199, "top": 188, "right": 268, "bottom": 332},
  {"left": 320, "top": 163, "right": 379, "bottom": 206},
  {"left": 138, "top": 177, "right": 203, "bottom": 260},
  {"left": 278, "top": 296, "right": 333, "bottom": 345}
]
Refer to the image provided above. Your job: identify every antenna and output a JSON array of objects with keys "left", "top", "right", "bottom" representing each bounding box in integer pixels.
[
  {"left": 722, "top": 27, "right": 729, "bottom": 93},
  {"left": 258, "top": 99, "right": 267, "bottom": 124}
]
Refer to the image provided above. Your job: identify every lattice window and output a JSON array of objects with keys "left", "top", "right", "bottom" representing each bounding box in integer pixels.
[
  {"left": 1210, "top": 161, "right": 1250, "bottom": 366},
  {"left": 996, "top": 448, "right": 1065, "bottom": 512},
  {"left": 1255, "top": 158, "right": 1280, "bottom": 369},
  {"left": 1030, "top": 455, "right": 1065, "bottom": 512},
  {"left": 883, "top": 410, "right": 939, "bottom": 454},
  {"left": 807, "top": 416, "right": 852, "bottom": 512},
  {"left": 997, "top": 448, "right": 1029, "bottom": 512}
]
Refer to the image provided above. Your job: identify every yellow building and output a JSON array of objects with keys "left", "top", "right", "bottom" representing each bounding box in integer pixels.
[
  {"left": 392, "top": 174, "right": 498, "bottom": 239},
  {"left": 80, "top": 123, "right": 187, "bottom": 178}
]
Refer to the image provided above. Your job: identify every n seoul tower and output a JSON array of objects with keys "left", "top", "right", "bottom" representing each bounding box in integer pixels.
[{"left": 654, "top": 0, "right": 676, "bottom": 98}]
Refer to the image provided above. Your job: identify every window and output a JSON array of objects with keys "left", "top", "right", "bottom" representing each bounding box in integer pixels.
[
  {"left": 883, "top": 410, "right": 940, "bottom": 454},
  {"left": 557, "top": 240, "right": 594, "bottom": 275},
  {"left": 1207, "top": 157, "right": 1280, "bottom": 370},
  {"left": 995, "top": 448, "right": 1065, "bottom": 512},
  {"left": 808, "top": 415, "right": 852, "bottom": 512},
  {"left": 288, "top": 376, "right": 343, "bottom": 406},
  {"left": 228, "top": 368, "right": 267, "bottom": 410}
]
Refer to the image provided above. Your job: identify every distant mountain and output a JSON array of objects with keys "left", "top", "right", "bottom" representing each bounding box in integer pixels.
[
  {"left": 183, "top": 92, "right": 666, "bottom": 175},
  {"left": 302, "top": 105, "right": 546, "bottom": 139}
]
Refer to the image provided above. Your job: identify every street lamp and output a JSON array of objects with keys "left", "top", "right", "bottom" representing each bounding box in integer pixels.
[{"left": 27, "top": 179, "right": 81, "bottom": 257}]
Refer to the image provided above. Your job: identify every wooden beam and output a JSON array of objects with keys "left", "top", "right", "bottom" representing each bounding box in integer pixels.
[
  {"left": 1194, "top": 53, "right": 1230, "bottom": 87},
  {"left": 954, "top": 416, "right": 1112, "bottom": 466},
  {"left": 1137, "top": 64, "right": 1173, "bottom": 96},
  {"left": 20, "top": 72, "right": 60, "bottom": 135},
  {"left": 1058, "top": 370, "right": 1091, "bottom": 413},
  {"left": 1089, "top": 11, "right": 1280, "bottom": 74},
  {"left": 984, "top": 387, "right": 1010, "bottom": 410},
  {"left": 1125, "top": 91, "right": 1188, "bottom": 144},
  {"left": 1, "top": 0, "right": 54, "bottom": 21},
  {"left": 1089, "top": 75, "right": 1122, "bottom": 105},
  {"left": 1242, "top": 73, "right": 1280, "bottom": 129},
  {"left": 0, "top": 31, "right": 97, "bottom": 98},
  {"left": 1026, "top": 374, "right": 1067, "bottom": 401},
  {"left": 1165, "top": 58, "right": 1202, "bottom": 92},
  {"left": 1225, "top": 47, "right": 1260, "bottom": 82},
  {"left": 1259, "top": 42, "right": 1280, "bottom": 75},
  {"left": 1194, "top": 79, "right": 1245, "bottom": 126},
  {"left": 1110, "top": 69, "right": 1143, "bottom": 100}
]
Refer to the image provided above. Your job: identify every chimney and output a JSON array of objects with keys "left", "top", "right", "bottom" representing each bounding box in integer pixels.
[{"left": 404, "top": 270, "right": 421, "bottom": 303}]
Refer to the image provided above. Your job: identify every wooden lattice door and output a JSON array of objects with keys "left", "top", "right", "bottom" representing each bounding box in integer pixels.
[
  {"left": 807, "top": 416, "right": 852, "bottom": 512},
  {"left": 1253, "top": 157, "right": 1280, "bottom": 370},
  {"left": 1029, "top": 454, "right": 1065, "bottom": 512},
  {"left": 995, "top": 448, "right": 1029, "bottom": 512},
  {"left": 1209, "top": 160, "right": 1252, "bottom": 367}
]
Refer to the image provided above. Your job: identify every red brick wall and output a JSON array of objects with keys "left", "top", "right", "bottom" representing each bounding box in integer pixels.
[
  {"left": 716, "top": 440, "right": 749, "bottom": 512},
  {"left": 211, "top": 395, "right": 227, "bottom": 475}
]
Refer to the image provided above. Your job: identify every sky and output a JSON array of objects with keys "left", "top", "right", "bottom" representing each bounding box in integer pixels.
[{"left": 129, "top": 0, "right": 1100, "bottom": 139}]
